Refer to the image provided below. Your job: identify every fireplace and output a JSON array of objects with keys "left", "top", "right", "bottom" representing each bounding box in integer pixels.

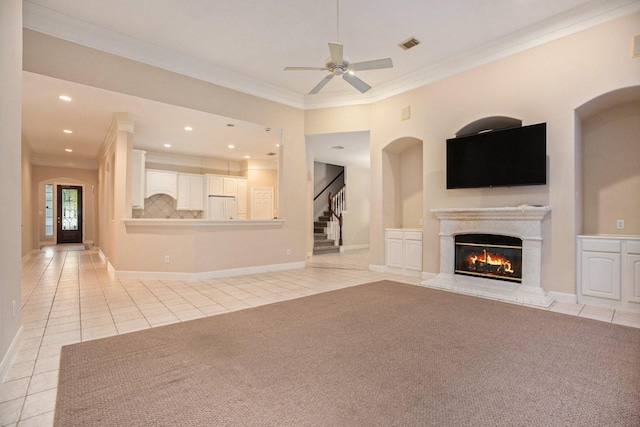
[
  {"left": 424, "top": 206, "right": 553, "bottom": 307},
  {"left": 455, "top": 234, "right": 522, "bottom": 283}
]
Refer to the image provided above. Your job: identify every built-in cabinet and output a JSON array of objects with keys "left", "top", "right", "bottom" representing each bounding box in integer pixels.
[
  {"left": 132, "top": 149, "right": 146, "bottom": 209},
  {"left": 177, "top": 173, "right": 204, "bottom": 211},
  {"left": 577, "top": 236, "right": 640, "bottom": 312},
  {"left": 146, "top": 169, "right": 178, "bottom": 199},
  {"left": 385, "top": 229, "right": 423, "bottom": 275}
]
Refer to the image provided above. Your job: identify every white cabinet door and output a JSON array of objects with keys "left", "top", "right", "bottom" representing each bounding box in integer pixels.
[
  {"left": 207, "top": 175, "right": 224, "bottom": 196},
  {"left": 626, "top": 254, "right": 640, "bottom": 304},
  {"left": 177, "top": 174, "right": 205, "bottom": 211},
  {"left": 236, "top": 178, "right": 247, "bottom": 219},
  {"left": 404, "top": 239, "right": 423, "bottom": 271},
  {"left": 223, "top": 177, "right": 237, "bottom": 197},
  {"left": 581, "top": 251, "right": 621, "bottom": 300},
  {"left": 386, "top": 238, "right": 403, "bottom": 269},
  {"left": 146, "top": 170, "right": 177, "bottom": 199},
  {"left": 189, "top": 175, "right": 204, "bottom": 210},
  {"left": 131, "top": 149, "right": 145, "bottom": 209}
]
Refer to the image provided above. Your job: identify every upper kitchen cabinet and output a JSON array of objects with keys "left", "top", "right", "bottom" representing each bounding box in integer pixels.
[
  {"left": 177, "top": 173, "right": 204, "bottom": 211},
  {"left": 146, "top": 169, "right": 178, "bottom": 199}
]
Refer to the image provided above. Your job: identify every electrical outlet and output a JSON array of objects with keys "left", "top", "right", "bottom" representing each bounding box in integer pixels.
[
  {"left": 286, "top": 249, "right": 291, "bottom": 256},
  {"left": 164, "top": 255, "right": 170, "bottom": 264},
  {"left": 616, "top": 219, "right": 625, "bottom": 230}
]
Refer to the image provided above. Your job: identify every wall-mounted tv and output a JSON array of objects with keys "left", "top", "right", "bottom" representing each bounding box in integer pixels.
[{"left": 446, "top": 123, "right": 547, "bottom": 189}]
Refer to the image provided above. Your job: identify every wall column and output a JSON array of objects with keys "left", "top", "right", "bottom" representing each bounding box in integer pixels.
[{"left": 0, "top": 0, "right": 24, "bottom": 382}]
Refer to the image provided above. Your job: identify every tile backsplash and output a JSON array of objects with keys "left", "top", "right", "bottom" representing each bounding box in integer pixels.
[{"left": 133, "top": 194, "right": 202, "bottom": 219}]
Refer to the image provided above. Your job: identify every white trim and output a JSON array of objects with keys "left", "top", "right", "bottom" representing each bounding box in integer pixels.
[
  {"left": 0, "top": 326, "right": 23, "bottom": 385},
  {"left": 548, "top": 291, "right": 578, "bottom": 304},
  {"left": 421, "top": 272, "right": 437, "bottom": 281},
  {"left": 114, "top": 261, "right": 305, "bottom": 281},
  {"left": 339, "top": 244, "right": 369, "bottom": 252},
  {"left": 369, "top": 264, "right": 386, "bottom": 273}
]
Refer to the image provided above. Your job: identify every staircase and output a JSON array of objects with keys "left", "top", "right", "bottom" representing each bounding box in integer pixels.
[{"left": 313, "top": 211, "right": 339, "bottom": 254}]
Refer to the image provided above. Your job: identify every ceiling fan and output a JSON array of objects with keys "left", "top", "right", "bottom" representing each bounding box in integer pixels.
[{"left": 284, "top": 1, "right": 393, "bottom": 95}]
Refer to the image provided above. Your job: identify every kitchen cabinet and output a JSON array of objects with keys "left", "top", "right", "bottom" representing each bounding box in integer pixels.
[
  {"left": 131, "top": 149, "right": 146, "bottom": 209},
  {"left": 236, "top": 178, "right": 247, "bottom": 219},
  {"left": 577, "top": 236, "right": 640, "bottom": 312},
  {"left": 205, "top": 174, "right": 247, "bottom": 218},
  {"left": 385, "top": 229, "right": 422, "bottom": 274},
  {"left": 177, "top": 173, "right": 204, "bottom": 211},
  {"left": 146, "top": 169, "right": 178, "bottom": 199}
]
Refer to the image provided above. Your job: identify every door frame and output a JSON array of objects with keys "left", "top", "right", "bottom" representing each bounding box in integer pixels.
[{"left": 50, "top": 181, "right": 86, "bottom": 245}]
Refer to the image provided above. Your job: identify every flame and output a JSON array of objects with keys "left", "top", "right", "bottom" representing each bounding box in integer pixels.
[{"left": 468, "top": 249, "right": 514, "bottom": 274}]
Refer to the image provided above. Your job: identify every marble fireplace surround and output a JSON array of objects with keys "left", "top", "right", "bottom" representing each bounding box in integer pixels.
[{"left": 423, "top": 206, "right": 553, "bottom": 307}]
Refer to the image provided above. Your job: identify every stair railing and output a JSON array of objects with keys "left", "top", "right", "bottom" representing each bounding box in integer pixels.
[{"left": 327, "top": 185, "right": 346, "bottom": 246}]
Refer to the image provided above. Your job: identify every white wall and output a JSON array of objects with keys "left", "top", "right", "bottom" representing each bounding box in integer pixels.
[{"left": 0, "top": 0, "right": 23, "bottom": 382}]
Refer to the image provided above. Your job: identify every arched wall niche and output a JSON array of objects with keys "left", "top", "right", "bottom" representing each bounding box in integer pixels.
[
  {"left": 455, "top": 116, "right": 522, "bottom": 137},
  {"left": 576, "top": 85, "right": 640, "bottom": 236},
  {"left": 382, "top": 137, "right": 424, "bottom": 229}
]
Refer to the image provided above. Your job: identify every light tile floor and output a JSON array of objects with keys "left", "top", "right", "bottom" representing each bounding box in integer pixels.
[{"left": 1, "top": 246, "right": 639, "bottom": 426}]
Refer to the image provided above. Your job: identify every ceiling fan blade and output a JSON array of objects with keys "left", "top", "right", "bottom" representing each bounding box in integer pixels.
[
  {"left": 309, "top": 75, "right": 334, "bottom": 94},
  {"left": 342, "top": 73, "right": 371, "bottom": 93},
  {"left": 328, "top": 42, "right": 343, "bottom": 63},
  {"left": 284, "top": 66, "right": 327, "bottom": 71},
  {"left": 351, "top": 58, "right": 393, "bottom": 71}
]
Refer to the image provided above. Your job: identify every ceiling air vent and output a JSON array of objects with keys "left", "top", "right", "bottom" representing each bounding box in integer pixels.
[
  {"left": 266, "top": 152, "right": 277, "bottom": 156},
  {"left": 399, "top": 37, "right": 420, "bottom": 51}
]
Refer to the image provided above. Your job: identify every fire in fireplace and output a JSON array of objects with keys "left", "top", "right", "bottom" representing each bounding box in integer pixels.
[{"left": 455, "top": 234, "right": 523, "bottom": 283}]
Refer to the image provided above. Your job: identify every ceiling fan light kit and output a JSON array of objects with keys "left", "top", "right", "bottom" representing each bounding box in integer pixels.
[{"left": 284, "top": 0, "right": 393, "bottom": 94}]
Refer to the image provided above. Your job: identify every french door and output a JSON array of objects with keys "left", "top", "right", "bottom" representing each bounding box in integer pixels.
[{"left": 56, "top": 185, "right": 83, "bottom": 244}]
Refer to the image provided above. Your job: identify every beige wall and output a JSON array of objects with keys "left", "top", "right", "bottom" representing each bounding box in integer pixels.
[
  {"left": 308, "top": 12, "right": 640, "bottom": 295},
  {"left": 21, "top": 138, "right": 35, "bottom": 256},
  {"left": 0, "top": 0, "right": 23, "bottom": 381},
  {"left": 24, "top": 30, "right": 307, "bottom": 274},
  {"left": 400, "top": 144, "right": 423, "bottom": 229},
  {"left": 343, "top": 166, "right": 370, "bottom": 248},
  {"left": 581, "top": 100, "right": 640, "bottom": 235}
]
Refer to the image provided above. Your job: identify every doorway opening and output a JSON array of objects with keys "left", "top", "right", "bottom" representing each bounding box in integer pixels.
[{"left": 57, "top": 185, "right": 83, "bottom": 244}]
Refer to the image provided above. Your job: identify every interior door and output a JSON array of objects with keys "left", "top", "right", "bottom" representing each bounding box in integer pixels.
[
  {"left": 57, "top": 185, "right": 83, "bottom": 244},
  {"left": 251, "top": 187, "right": 274, "bottom": 219}
]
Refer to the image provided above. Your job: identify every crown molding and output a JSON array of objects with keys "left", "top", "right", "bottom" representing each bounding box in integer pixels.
[{"left": 23, "top": 0, "right": 640, "bottom": 111}]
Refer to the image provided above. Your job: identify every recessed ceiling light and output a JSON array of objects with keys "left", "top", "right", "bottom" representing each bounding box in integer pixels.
[
  {"left": 184, "top": 126, "right": 192, "bottom": 131},
  {"left": 228, "top": 144, "right": 235, "bottom": 149},
  {"left": 276, "top": 144, "right": 280, "bottom": 148},
  {"left": 265, "top": 128, "right": 271, "bottom": 132},
  {"left": 65, "top": 148, "right": 73, "bottom": 152},
  {"left": 164, "top": 144, "right": 171, "bottom": 148},
  {"left": 59, "top": 95, "right": 72, "bottom": 102},
  {"left": 63, "top": 129, "right": 73, "bottom": 134},
  {"left": 332, "top": 145, "right": 344, "bottom": 150},
  {"left": 244, "top": 155, "right": 250, "bottom": 159},
  {"left": 227, "top": 123, "right": 235, "bottom": 127}
]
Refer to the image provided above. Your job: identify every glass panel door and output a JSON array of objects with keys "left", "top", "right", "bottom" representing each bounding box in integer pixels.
[{"left": 57, "top": 185, "right": 83, "bottom": 244}]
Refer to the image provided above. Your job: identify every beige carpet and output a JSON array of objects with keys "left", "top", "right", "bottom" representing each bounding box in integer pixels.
[{"left": 55, "top": 281, "right": 640, "bottom": 426}]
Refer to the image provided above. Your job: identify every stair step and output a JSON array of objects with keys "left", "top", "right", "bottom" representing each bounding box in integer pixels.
[
  {"left": 314, "top": 221, "right": 328, "bottom": 227},
  {"left": 318, "top": 216, "right": 330, "bottom": 222},
  {"left": 314, "top": 234, "right": 328, "bottom": 240},
  {"left": 313, "top": 246, "right": 340, "bottom": 255},
  {"left": 314, "top": 239, "right": 335, "bottom": 247},
  {"left": 314, "top": 228, "right": 325, "bottom": 234}
]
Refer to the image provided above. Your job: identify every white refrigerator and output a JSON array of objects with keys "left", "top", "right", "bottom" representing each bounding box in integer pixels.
[{"left": 208, "top": 195, "right": 238, "bottom": 220}]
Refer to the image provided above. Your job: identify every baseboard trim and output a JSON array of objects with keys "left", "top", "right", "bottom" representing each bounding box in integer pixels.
[
  {"left": 0, "top": 326, "right": 23, "bottom": 385},
  {"left": 548, "top": 291, "right": 577, "bottom": 304},
  {"left": 369, "top": 264, "right": 386, "bottom": 273},
  {"left": 340, "top": 244, "right": 370, "bottom": 252},
  {"left": 114, "top": 261, "right": 306, "bottom": 281}
]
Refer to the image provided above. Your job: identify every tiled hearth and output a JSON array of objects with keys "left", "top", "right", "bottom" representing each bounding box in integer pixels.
[{"left": 423, "top": 206, "right": 553, "bottom": 307}]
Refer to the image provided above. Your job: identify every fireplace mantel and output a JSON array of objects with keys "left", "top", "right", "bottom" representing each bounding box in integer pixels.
[{"left": 424, "top": 205, "right": 553, "bottom": 307}]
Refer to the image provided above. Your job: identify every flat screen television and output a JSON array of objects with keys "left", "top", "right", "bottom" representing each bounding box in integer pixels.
[{"left": 446, "top": 123, "right": 547, "bottom": 189}]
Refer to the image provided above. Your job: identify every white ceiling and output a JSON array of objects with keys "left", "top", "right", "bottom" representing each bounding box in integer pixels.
[{"left": 21, "top": 0, "right": 640, "bottom": 168}]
